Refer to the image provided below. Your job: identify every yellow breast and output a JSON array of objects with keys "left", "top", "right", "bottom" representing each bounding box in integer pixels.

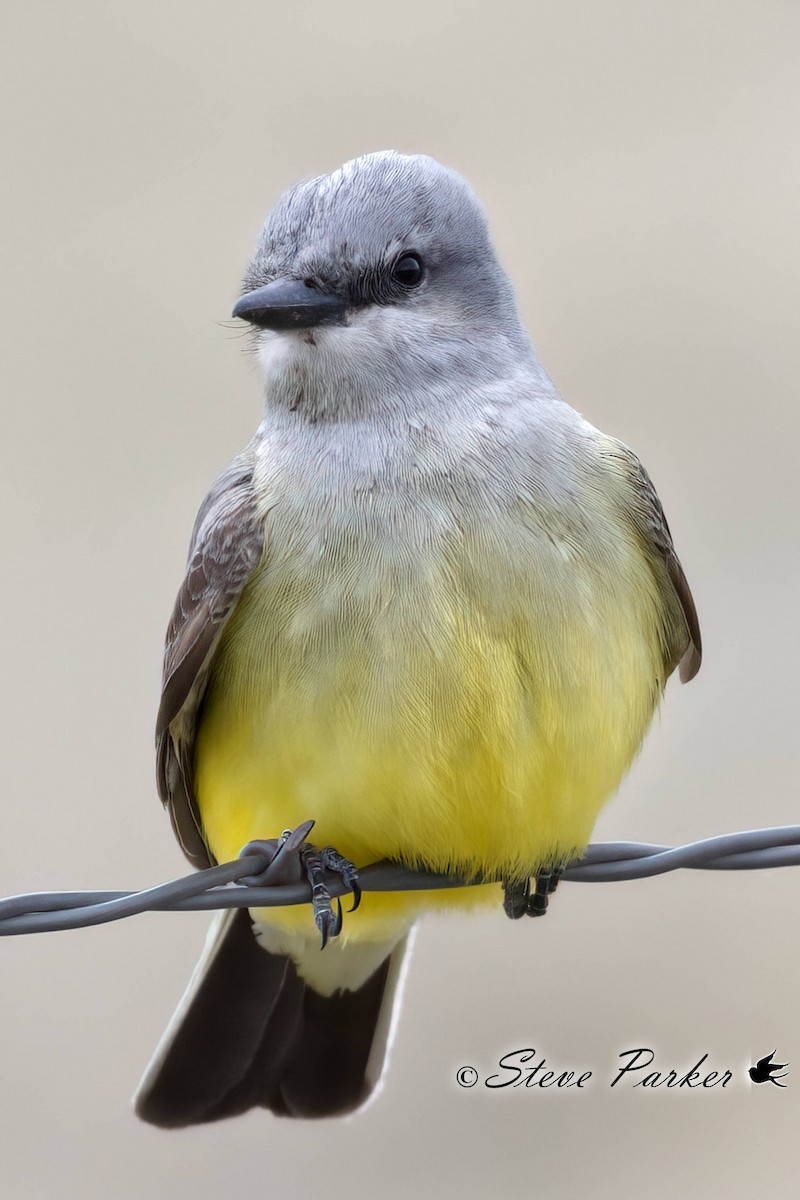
[{"left": 193, "top": 486, "right": 666, "bottom": 938}]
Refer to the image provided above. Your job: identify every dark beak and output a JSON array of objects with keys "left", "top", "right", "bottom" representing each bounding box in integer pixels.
[{"left": 232, "top": 279, "right": 349, "bottom": 331}]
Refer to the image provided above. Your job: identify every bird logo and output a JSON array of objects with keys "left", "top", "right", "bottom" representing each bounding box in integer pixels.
[{"left": 749, "top": 1051, "right": 788, "bottom": 1087}]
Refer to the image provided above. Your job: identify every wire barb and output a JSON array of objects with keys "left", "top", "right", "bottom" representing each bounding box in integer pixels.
[{"left": 1, "top": 825, "right": 799, "bottom": 937}]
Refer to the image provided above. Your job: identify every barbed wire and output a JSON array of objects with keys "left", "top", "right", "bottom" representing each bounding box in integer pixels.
[{"left": 1, "top": 824, "right": 798, "bottom": 937}]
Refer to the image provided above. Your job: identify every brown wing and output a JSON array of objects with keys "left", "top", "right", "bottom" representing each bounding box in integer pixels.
[
  {"left": 601, "top": 440, "right": 702, "bottom": 683},
  {"left": 156, "top": 450, "right": 265, "bottom": 867}
]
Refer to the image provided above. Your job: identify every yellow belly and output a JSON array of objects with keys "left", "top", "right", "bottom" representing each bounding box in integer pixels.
[{"left": 194, "top": 513, "right": 665, "bottom": 942}]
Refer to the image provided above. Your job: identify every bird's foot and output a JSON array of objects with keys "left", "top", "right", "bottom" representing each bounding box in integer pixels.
[
  {"left": 238, "top": 821, "right": 360, "bottom": 949},
  {"left": 502, "top": 877, "right": 531, "bottom": 918},
  {"left": 503, "top": 867, "right": 563, "bottom": 919},
  {"left": 299, "top": 842, "right": 361, "bottom": 949}
]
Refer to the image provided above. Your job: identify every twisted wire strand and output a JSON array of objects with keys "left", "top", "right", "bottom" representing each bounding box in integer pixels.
[{"left": 1, "top": 825, "right": 798, "bottom": 936}]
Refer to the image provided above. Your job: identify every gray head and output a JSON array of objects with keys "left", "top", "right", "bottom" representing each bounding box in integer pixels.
[{"left": 233, "top": 152, "right": 534, "bottom": 415}]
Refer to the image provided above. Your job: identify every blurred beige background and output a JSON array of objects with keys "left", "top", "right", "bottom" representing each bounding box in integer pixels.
[{"left": 1, "top": 1, "right": 798, "bottom": 1196}]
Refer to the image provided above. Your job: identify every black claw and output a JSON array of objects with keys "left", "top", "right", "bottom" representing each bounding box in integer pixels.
[
  {"left": 319, "top": 898, "right": 343, "bottom": 945},
  {"left": 544, "top": 867, "right": 563, "bottom": 895},
  {"left": 319, "top": 845, "right": 361, "bottom": 914},
  {"left": 503, "top": 867, "right": 564, "bottom": 920},
  {"left": 291, "top": 837, "right": 361, "bottom": 949},
  {"left": 526, "top": 868, "right": 563, "bottom": 917},
  {"left": 503, "top": 879, "right": 531, "bottom": 919},
  {"left": 333, "top": 896, "right": 343, "bottom": 937},
  {"left": 317, "top": 906, "right": 335, "bottom": 951},
  {"left": 527, "top": 892, "right": 549, "bottom": 917}
]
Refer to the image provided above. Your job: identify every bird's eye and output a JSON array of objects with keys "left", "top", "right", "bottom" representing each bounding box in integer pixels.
[{"left": 392, "top": 254, "right": 425, "bottom": 287}]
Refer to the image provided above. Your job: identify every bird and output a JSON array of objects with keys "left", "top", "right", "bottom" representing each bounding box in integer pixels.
[
  {"left": 134, "top": 150, "right": 701, "bottom": 1126},
  {"left": 749, "top": 1051, "right": 789, "bottom": 1086}
]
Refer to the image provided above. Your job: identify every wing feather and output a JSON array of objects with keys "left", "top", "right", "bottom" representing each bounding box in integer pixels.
[
  {"left": 156, "top": 450, "right": 265, "bottom": 866},
  {"left": 600, "top": 440, "right": 702, "bottom": 682}
]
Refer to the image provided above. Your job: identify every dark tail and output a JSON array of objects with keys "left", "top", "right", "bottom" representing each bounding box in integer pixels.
[{"left": 134, "top": 908, "right": 406, "bottom": 1126}]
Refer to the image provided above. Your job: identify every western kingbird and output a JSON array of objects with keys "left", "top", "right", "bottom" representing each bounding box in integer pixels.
[{"left": 134, "top": 150, "right": 701, "bottom": 1125}]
